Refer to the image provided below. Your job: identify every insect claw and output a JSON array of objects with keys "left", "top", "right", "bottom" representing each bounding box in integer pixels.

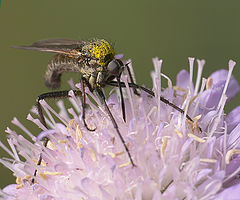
[{"left": 83, "top": 120, "right": 96, "bottom": 132}]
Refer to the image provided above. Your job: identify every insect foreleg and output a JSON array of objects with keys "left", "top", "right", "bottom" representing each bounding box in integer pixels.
[
  {"left": 107, "top": 81, "right": 202, "bottom": 132},
  {"left": 117, "top": 76, "right": 126, "bottom": 122}
]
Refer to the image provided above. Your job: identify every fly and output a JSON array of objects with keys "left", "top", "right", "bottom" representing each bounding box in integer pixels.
[{"left": 14, "top": 38, "right": 200, "bottom": 183}]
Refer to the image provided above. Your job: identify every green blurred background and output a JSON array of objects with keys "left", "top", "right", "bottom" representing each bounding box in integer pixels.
[{"left": 0, "top": 0, "right": 239, "bottom": 188}]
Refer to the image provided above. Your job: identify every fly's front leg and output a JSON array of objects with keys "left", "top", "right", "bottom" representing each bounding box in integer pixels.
[{"left": 107, "top": 80, "right": 202, "bottom": 132}]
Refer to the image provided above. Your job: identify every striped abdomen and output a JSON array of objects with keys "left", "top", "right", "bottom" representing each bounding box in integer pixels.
[{"left": 45, "top": 54, "right": 80, "bottom": 89}]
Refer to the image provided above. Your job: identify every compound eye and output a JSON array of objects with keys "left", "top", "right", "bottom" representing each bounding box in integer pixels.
[{"left": 107, "top": 59, "right": 124, "bottom": 76}]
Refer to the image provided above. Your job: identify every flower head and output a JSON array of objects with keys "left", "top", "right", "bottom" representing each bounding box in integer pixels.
[{"left": 0, "top": 58, "right": 240, "bottom": 200}]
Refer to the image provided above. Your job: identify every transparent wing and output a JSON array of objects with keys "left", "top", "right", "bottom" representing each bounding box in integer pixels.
[{"left": 13, "top": 38, "right": 87, "bottom": 56}]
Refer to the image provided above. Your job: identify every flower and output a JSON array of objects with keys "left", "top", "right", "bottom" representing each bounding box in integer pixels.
[{"left": 1, "top": 58, "right": 240, "bottom": 200}]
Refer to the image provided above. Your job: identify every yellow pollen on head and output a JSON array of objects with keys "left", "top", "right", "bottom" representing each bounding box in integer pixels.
[
  {"left": 174, "top": 128, "right": 183, "bottom": 138},
  {"left": 225, "top": 149, "right": 240, "bottom": 164},
  {"left": 89, "top": 39, "right": 115, "bottom": 66},
  {"left": 188, "top": 133, "right": 206, "bottom": 143}
]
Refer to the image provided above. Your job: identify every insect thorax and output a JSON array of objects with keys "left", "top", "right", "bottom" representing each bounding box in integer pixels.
[{"left": 82, "top": 39, "right": 115, "bottom": 66}]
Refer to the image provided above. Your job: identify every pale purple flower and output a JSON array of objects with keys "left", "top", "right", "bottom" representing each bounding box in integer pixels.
[{"left": 0, "top": 58, "right": 240, "bottom": 200}]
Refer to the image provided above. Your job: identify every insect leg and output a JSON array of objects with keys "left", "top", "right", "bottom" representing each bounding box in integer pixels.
[
  {"left": 107, "top": 81, "right": 202, "bottom": 132},
  {"left": 117, "top": 76, "right": 126, "bottom": 122},
  {"left": 96, "top": 88, "right": 136, "bottom": 167},
  {"left": 81, "top": 79, "right": 96, "bottom": 131},
  {"left": 32, "top": 90, "right": 82, "bottom": 183}
]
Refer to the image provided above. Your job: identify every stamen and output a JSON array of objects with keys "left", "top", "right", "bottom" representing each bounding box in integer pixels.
[
  {"left": 217, "top": 60, "right": 236, "bottom": 110},
  {"left": 119, "top": 161, "right": 131, "bottom": 168},
  {"left": 125, "top": 59, "right": 137, "bottom": 84},
  {"left": 192, "top": 78, "right": 206, "bottom": 117},
  {"left": 206, "top": 77, "right": 213, "bottom": 90},
  {"left": 16, "top": 177, "right": 21, "bottom": 185},
  {"left": 76, "top": 139, "right": 83, "bottom": 147},
  {"left": 174, "top": 128, "right": 183, "bottom": 138},
  {"left": 58, "top": 140, "right": 67, "bottom": 144},
  {"left": 188, "top": 133, "right": 206, "bottom": 143},
  {"left": 200, "top": 158, "right": 217, "bottom": 163},
  {"left": 107, "top": 152, "right": 116, "bottom": 158},
  {"left": 115, "top": 151, "right": 125, "bottom": 157},
  {"left": 16, "top": 184, "right": 24, "bottom": 189},
  {"left": 210, "top": 95, "right": 227, "bottom": 137},
  {"left": 40, "top": 100, "right": 68, "bottom": 127},
  {"left": 189, "top": 95, "right": 197, "bottom": 107},
  {"left": 0, "top": 141, "right": 15, "bottom": 159},
  {"left": 24, "top": 175, "right": 31, "bottom": 180},
  {"left": 225, "top": 149, "right": 240, "bottom": 164},
  {"left": 161, "top": 137, "right": 169, "bottom": 157},
  {"left": 161, "top": 73, "right": 173, "bottom": 88},
  {"left": 182, "top": 90, "right": 191, "bottom": 128},
  {"left": 38, "top": 171, "right": 63, "bottom": 180},
  {"left": 89, "top": 148, "right": 97, "bottom": 162},
  {"left": 47, "top": 140, "right": 56, "bottom": 150},
  {"left": 152, "top": 57, "right": 163, "bottom": 121},
  {"left": 11, "top": 118, "right": 36, "bottom": 141},
  {"left": 173, "top": 86, "right": 188, "bottom": 93},
  {"left": 27, "top": 114, "right": 47, "bottom": 131},
  {"left": 122, "top": 75, "right": 135, "bottom": 119},
  {"left": 43, "top": 171, "right": 62, "bottom": 176},
  {"left": 188, "top": 57, "right": 195, "bottom": 92},
  {"left": 39, "top": 172, "right": 47, "bottom": 180},
  {"left": 194, "top": 59, "right": 205, "bottom": 96},
  {"left": 76, "top": 125, "right": 83, "bottom": 139}
]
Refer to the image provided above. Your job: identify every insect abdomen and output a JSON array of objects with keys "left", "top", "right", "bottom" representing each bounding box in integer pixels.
[{"left": 45, "top": 54, "right": 80, "bottom": 89}]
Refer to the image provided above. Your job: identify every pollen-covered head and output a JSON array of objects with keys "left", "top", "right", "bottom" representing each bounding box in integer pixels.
[{"left": 87, "top": 39, "right": 115, "bottom": 66}]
